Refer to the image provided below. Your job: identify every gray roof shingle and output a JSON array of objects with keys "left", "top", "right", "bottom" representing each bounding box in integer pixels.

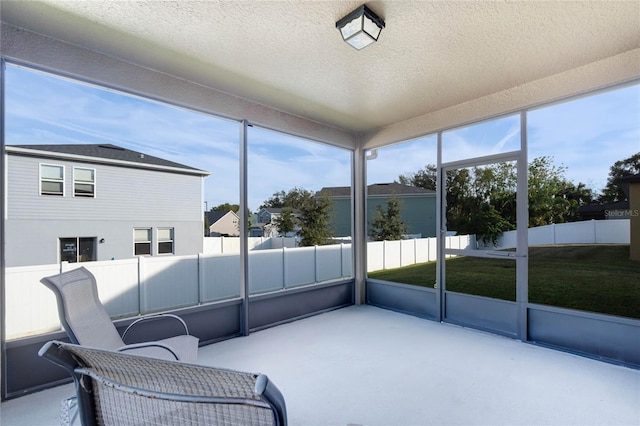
[{"left": 7, "top": 144, "right": 208, "bottom": 175}]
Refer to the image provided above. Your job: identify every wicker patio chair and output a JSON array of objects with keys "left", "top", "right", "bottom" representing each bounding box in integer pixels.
[
  {"left": 39, "top": 340, "right": 287, "bottom": 426},
  {"left": 41, "top": 266, "right": 198, "bottom": 362}
]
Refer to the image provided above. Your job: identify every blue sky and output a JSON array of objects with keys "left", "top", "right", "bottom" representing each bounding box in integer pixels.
[
  {"left": 5, "top": 64, "right": 639, "bottom": 210},
  {"left": 368, "top": 86, "right": 639, "bottom": 192},
  {"left": 4, "top": 64, "right": 351, "bottom": 210}
]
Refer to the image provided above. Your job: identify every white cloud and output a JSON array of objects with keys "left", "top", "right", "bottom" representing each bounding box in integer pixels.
[
  {"left": 367, "top": 136, "right": 438, "bottom": 185},
  {"left": 6, "top": 64, "right": 639, "bottom": 210}
]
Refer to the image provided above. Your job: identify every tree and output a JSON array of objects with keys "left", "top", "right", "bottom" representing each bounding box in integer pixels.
[
  {"left": 444, "top": 165, "right": 515, "bottom": 245},
  {"left": 261, "top": 188, "right": 334, "bottom": 246},
  {"left": 273, "top": 207, "right": 297, "bottom": 236},
  {"left": 261, "top": 191, "right": 287, "bottom": 208},
  {"left": 261, "top": 188, "right": 311, "bottom": 209},
  {"left": 397, "top": 164, "right": 437, "bottom": 190},
  {"left": 297, "top": 193, "right": 334, "bottom": 246},
  {"left": 204, "top": 214, "right": 210, "bottom": 235},
  {"left": 399, "top": 156, "right": 592, "bottom": 244},
  {"left": 210, "top": 203, "right": 240, "bottom": 213},
  {"left": 527, "top": 156, "right": 576, "bottom": 226},
  {"left": 370, "top": 196, "right": 407, "bottom": 241},
  {"left": 598, "top": 152, "right": 640, "bottom": 203}
]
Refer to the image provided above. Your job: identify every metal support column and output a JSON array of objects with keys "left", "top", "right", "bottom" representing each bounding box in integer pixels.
[
  {"left": 516, "top": 112, "right": 529, "bottom": 340},
  {"left": 1, "top": 59, "right": 7, "bottom": 400},
  {"left": 353, "top": 146, "right": 367, "bottom": 304},
  {"left": 239, "top": 120, "right": 250, "bottom": 335},
  {"left": 435, "top": 131, "right": 445, "bottom": 321}
]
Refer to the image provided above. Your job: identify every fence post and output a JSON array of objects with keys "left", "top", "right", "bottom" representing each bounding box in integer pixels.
[
  {"left": 340, "top": 243, "right": 345, "bottom": 278},
  {"left": 282, "top": 246, "right": 287, "bottom": 289},
  {"left": 198, "top": 253, "right": 204, "bottom": 304},
  {"left": 137, "top": 256, "right": 144, "bottom": 315},
  {"left": 383, "top": 240, "right": 387, "bottom": 270},
  {"left": 314, "top": 245, "right": 319, "bottom": 283}
]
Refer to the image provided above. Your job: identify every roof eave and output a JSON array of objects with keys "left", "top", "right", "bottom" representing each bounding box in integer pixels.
[{"left": 5, "top": 146, "right": 210, "bottom": 177}]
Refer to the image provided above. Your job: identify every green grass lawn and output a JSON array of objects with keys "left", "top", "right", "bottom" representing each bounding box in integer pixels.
[{"left": 367, "top": 245, "right": 640, "bottom": 319}]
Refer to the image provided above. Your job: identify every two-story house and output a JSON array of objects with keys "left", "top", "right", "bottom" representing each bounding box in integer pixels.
[
  {"left": 5, "top": 144, "right": 209, "bottom": 267},
  {"left": 254, "top": 207, "right": 300, "bottom": 237},
  {"left": 318, "top": 182, "right": 437, "bottom": 239}
]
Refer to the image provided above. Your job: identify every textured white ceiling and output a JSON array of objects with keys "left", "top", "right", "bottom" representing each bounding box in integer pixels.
[{"left": 1, "top": 1, "right": 639, "bottom": 133}]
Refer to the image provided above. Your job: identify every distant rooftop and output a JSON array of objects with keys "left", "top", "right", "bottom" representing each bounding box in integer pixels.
[
  {"left": 319, "top": 182, "right": 436, "bottom": 197},
  {"left": 6, "top": 144, "right": 209, "bottom": 176},
  {"left": 618, "top": 173, "right": 640, "bottom": 183},
  {"left": 205, "top": 210, "right": 237, "bottom": 224}
]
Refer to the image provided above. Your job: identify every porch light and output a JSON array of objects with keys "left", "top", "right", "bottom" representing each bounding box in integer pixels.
[{"left": 336, "top": 5, "right": 385, "bottom": 50}]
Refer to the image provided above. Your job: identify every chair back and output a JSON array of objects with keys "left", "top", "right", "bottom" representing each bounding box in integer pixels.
[
  {"left": 39, "top": 341, "right": 287, "bottom": 426},
  {"left": 41, "top": 267, "right": 124, "bottom": 350}
]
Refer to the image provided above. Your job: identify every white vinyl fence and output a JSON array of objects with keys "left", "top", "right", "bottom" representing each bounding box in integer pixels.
[
  {"left": 492, "top": 219, "right": 630, "bottom": 249},
  {"left": 5, "top": 243, "right": 351, "bottom": 340},
  {"left": 366, "top": 235, "right": 470, "bottom": 272},
  {"left": 203, "top": 236, "right": 297, "bottom": 254},
  {"left": 5, "top": 220, "right": 629, "bottom": 340}
]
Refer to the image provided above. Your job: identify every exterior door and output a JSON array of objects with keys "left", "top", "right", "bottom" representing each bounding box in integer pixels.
[{"left": 438, "top": 150, "right": 528, "bottom": 339}]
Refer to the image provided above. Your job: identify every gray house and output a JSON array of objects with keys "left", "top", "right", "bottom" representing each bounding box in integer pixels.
[
  {"left": 318, "top": 183, "right": 436, "bottom": 238},
  {"left": 5, "top": 144, "right": 209, "bottom": 267},
  {"left": 254, "top": 207, "right": 301, "bottom": 237}
]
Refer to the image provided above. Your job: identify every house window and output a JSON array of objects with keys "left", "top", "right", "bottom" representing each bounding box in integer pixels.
[
  {"left": 60, "top": 237, "right": 96, "bottom": 263},
  {"left": 74, "top": 167, "right": 96, "bottom": 197},
  {"left": 158, "top": 228, "right": 174, "bottom": 254},
  {"left": 40, "top": 164, "right": 64, "bottom": 196},
  {"left": 134, "top": 228, "right": 152, "bottom": 255}
]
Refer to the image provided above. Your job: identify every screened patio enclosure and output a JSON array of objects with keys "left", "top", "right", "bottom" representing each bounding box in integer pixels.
[{"left": 1, "top": 1, "right": 639, "bottom": 400}]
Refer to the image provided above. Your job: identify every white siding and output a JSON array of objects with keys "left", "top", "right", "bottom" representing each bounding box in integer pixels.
[
  {"left": 6, "top": 154, "right": 205, "bottom": 266},
  {"left": 8, "top": 155, "right": 202, "bottom": 220}
]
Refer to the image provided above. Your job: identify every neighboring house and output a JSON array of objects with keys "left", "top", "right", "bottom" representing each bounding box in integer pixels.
[
  {"left": 577, "top": 175, "right": 639, "bottom": 221},
  {"left": 256, "top": 207, "right": 282, "bottom": 225},
  {"left": 318, "top": 182, "right": 437, "bottom": 238},
  {"left": 206, "top": 210, "right": 240, "bottom": 237},
  {"left": 248, "top": 213, "right": 263, "bottom": 237},
  {"left": 5, "top": 144, "right": 209, "bottom": 267},
  {"left": 254, "top": 207, "right": 300, "bottom": 237},
  {"left": 249, "top": 223, "right": 266, "bottom": 238},
  {"left": 577, "top": 201, "right": 632, "bottom": 220}
]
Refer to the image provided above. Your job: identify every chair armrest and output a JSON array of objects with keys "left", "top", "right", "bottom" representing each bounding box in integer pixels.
[
  {"left": 116, "top": 342, "right": 180, "bottom": 361},
  {"left": 255, "top": 374, "right": 288, "bottom": 426},
  {"left": 121, "top": 313, "right": 190, "bottom": 342}
]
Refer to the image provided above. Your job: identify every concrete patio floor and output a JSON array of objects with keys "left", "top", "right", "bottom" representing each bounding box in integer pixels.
[{"left": 1, "top": 305, "right": 639, "bottom": 426}]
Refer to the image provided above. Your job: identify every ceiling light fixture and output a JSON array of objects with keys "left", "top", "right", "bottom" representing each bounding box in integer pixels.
[{"left": 336, "top": 5, "right": 385, "bottom": 50}]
